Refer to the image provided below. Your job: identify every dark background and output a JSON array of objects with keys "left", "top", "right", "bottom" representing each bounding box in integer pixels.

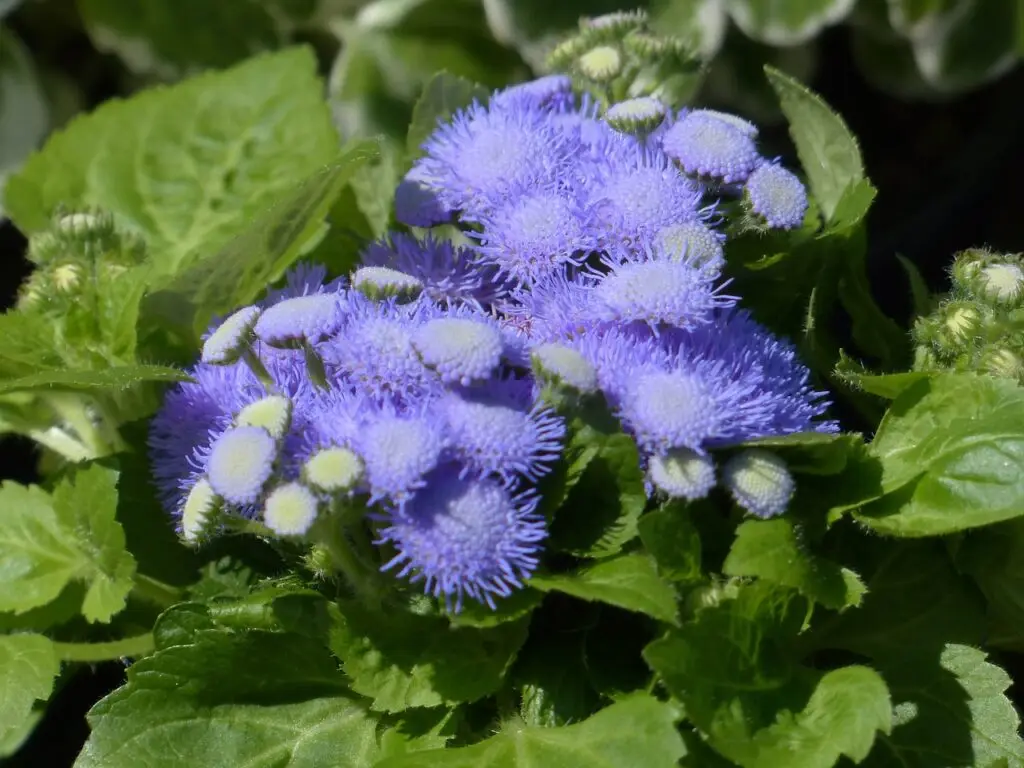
[{"left": 1, "top": 20, "right": 1023, "bottom": 767}]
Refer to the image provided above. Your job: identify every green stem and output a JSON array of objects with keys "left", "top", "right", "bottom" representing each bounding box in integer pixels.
[
  {"left": 314, "top": 513, "right": 385, "bottom": 608},
  {"left": 222, "top": 516, "right": 276, "bottom": 538},
  {"left": 53, "top": 632, "right": 154, "bottom": 662},
  {"left": 131, "top": 573, "right": 185, "bottom": 609},
  {"left": 45, "top": 393, "right": 113, "bottom": 459},
  {"left": 27, "top": 426, "right": 93, "bottom": 463}
]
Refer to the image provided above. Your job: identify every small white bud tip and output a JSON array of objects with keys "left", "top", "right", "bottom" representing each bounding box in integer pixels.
[
  {"left": 264, "top": 482, "right": 320, "bottom": 536},
  {"left": 722, "top": 449, "right": 794, "bottom": 519},
  {"left": 649, "top": 448, "right": 716, "bottom": 500},
  {"left": 531, "top": 343, "right": 598, "bottom": 394},
  {"left": 235, "top": 395, "right": 293, "bottom": 440},
  {"left": 303, "top": 447, "right": 364, "bottom": 494},
  {"left": 202, "top": 305, "right": 261, "bottom": 365}
]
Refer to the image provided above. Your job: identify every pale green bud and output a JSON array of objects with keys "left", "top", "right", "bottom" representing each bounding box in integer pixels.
[
  {"left": 578, "top": 45, "right": 623, "bottom": 82},
  {"left": 648, "top": 448, "right": 716, "bottom": 500},
  {"left": 235, "top": 395, "right": 293, "bottom": 440},
  {"left": 264, "top": 482, "right": 320, "bottom": 537},
  {"left": 976, "top": 263, "right": 1024, "bottom": 307},
  {"left": 302, "top": 447, "right": 364, "bottom": 494},
  {"left": 180, "top": 478, "right": 220, "bottom": 545},
  {"left": 352, "top": 266, "right": 423, "bottom": 302},
  {"left": 531, "top": 343, "right": 598, "bottom": 395},
  {"left": 722, "top": 449, "right": 794, "bottom": 519},
  {"left": 980, "top": 346, "right": 1024, "bottom": 382}
]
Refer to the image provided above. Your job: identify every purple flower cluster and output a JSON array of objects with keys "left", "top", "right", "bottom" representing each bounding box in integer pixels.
[{"left": 151, "top": 77, "right": 830, "bottom": 610}]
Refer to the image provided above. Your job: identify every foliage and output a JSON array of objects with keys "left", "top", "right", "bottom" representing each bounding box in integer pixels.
[{"left": 0, "top": 7, "right": 1021, "bottom": 768}]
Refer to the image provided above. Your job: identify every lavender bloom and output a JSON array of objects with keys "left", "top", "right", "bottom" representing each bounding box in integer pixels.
[
  {"left": 379, "top": 466, "right": 547, "bottom": 610},
  {"left": 471, "top": 185, "right": 600, "bottom": 284},
  {"left": 591, "top": 148, "right": 705, "bottom": 248},
  {"left": 608, "top": 311, "right": 834, "bottom": 452},
  {"left": 590, "top": 256, "right": 735, "bottom": 331},
  {"left": 744, "top": 163, "right": 808, "bottom": 230},
  {"left": 439, "top": 381, "right": 565, "bottom": 483},
  {"left": 416, "top": 99, "right": 579, "bottom": 215},
  {"left": 662, "top": 110, "right": 762, "bottom": 183},
  {"left": 356, "top": 412, "right": 446, "bottom": 502},
  {"left": 491, "top": 75, "right": 575, "bottom": 112},
  {"left": 361, "top": 233, "right": 508, "bottom": 307},
  {"left": 394, "top": 166, "right": 452, "bottom": 227},
  {"left": 321, "top": 294, "right": 441, "bottom": 403}
]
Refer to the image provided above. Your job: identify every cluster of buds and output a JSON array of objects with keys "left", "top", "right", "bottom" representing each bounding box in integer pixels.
[
  {"left": 912, "top": 248, "right": 1024, "bottom": 382},
  {"left": 547, "top": 11, "right": 702, "bottom": 109},
  {"left": 18, "top": 207, "right": 147, "bottom": 313}
]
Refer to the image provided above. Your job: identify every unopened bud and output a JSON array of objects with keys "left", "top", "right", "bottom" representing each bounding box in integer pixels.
[
  {"left": 980, "top": 345, "right": 1024, "bottom": 382},
  {"left": 722, "top": 449, "right": 794, "bottom": 519},
  {"left": 578, "top": 45, "right": 623, "bottom": 82},
  {"left": 180, "top": 478, "right": 221, "bottom": 545},
  {"left": 648, "top": 448, "right": 716, "bottom": 500}
]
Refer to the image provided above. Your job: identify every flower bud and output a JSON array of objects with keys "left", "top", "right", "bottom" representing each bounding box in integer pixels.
[
  {"left": 264, "top": 482, "right": 320, "bottom": 537},
  {"left": 604, "top": 96, "right": 667, "bottom": 139},
  {"left": 51, "top": 262, "right": 82, "bottom": 293},
  {"left": 235, "top": 395, "right": 293, "bottom": 440},
  {"left": 577, "top": 45, "right": 623, "bottom": 83},
  {"left": 722, "top": 449, "right": 794, "bottom": 519},
  {"left": 934, "top": 301, "right": 985, "bottom": 354},
  {"left": 648, "top": 448, "right": 716, "bottom": 500},
  {"left": 976, "top": 262, "right": 1024, "bottom": 308},
  {"left": 180, "top": 478, "right": 220, "bottom": 545},
  {"left": 979, "top": 345, "right": 1024, "bottom": 382},
  {"left": 949, "top": 248, "right": 993, "bottom": 294},
  {"left": 202, "top": 306, "right": 261, "bottom": 365},
  {"left": 352, "top": 266, "right": 423, "bottom": 302},
  {"left": 206, "top": 426, "right": 279, "bottom": 506},
  {"left": 303, "top": 447, "right": 364, "bottom": 495},
  {"left": 531, "top": 343, "right": 599, "bottom": 395}
]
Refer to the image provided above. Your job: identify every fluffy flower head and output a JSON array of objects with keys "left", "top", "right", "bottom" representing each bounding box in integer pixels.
[
  {"left": 379, "top": 467, "right": 547, "bottom": 610},
  {"left": 358, "top": 415, "right": 445, "bottom": 500}
]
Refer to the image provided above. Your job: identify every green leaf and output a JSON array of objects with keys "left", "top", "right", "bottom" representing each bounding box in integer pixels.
[
  {"left": 742, "top": 666, "right": 892, "bottom": 767},
  {"left": 856, "top": 373, "right": 1024, "bottom": 536},
  {"left": 549, "top": 430, "right": 646, "bottom": 559},
  {"left": 637, "top": 503, "right": 702, "bottom": 583},
  {"left": 887, "top": 0, "right": 1018, "bottom": 93},
  {"left": 725, "top": 0, "right": 856, "bottom": 46},
  {"left": 52, "top": 464, "right": 136, "bottom": 623},
  {"left": 77, "top": 0, "right": 280, "bottom": 76},
  {"left": 644, "top": 582, "right": 891, "bottom": 767},
  {"left": 723, "top": 518, "right": 865, "bottom": 610},
  {"left": 515, "top": 627, "right": 601, "bottom": 728},
  {"left": 0, "top": 364, "right": 188, "bottom": 394},
  {"left": 839, "top": 367, "right": 933, "bottom": 400},
  {"left": 742, "top": 431, "right": 863, "bottom": 475},
  {"left": 957, "top": 517, "right": 1024, "bottom": 652},
  {"left": 328, "top": 601, "right": 528, "bottom": 713},
  {"left": 809, "top": 540, "right": 985, "bottom": 659},
  {"left": 378, "top": 707, "right": 458, "bottom": 759},
  {"left": 0, "top": 633, "right": 59, "bottom": 747},
  {"left": 148, "top": 141, "right": 379, "bottom": 337},
  {"left": 76, "top": 627, "right": 381, "bottom": 768},
  {"left": 447, "top": 588, "right": 543, "bottom": 629},
  {"left": 766, "top": 65, "right": 865, "bottom": 222},
  {"left": 863, "top": 645, "right": 1024, "bottom": 767},
  {"left": 824, "top": 177, "right": 877, "bottom": 233},
  {"left": 0, "top": 27, "right": 50, "bottom": 219},
  {"left": 530, "top": 554, "right": 680, "bottom": 625},
  {"left": 896, "top": 253, "right": 933, "bottom": 318},
  {"left": 0, "top": 481, "right": 90, "bottom": 615},
  {"left": 6, "top": 47, "right": 338, "bottom": 278},
  {"left": 376, "top": 694, "right": 686, "bottom": 768},
  {"left": 406, "top": 72, "right": 489, "bottom": 159}
]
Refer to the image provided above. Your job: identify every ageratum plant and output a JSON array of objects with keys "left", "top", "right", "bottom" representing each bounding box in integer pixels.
[{"left": 1, "top": 10, "right": 1023, "bottom": 768}]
